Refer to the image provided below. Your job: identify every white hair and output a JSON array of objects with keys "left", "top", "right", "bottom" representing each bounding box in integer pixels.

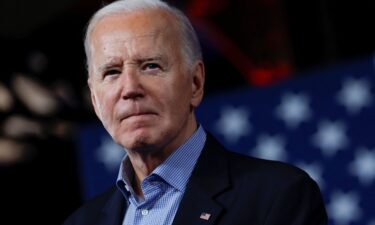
[{"left": 84, "top": 0, "right": 202, "bottom": 72}]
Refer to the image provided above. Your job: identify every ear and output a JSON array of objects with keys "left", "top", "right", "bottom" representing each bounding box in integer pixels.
[
  {"left": 87, "top": 77, "right": 102, "bottom": 120},
  {"left": 190, "top": 61, "right": 205, "bottom": 107}
]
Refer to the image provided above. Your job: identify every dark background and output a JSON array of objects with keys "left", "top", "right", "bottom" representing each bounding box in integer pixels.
[{"left": 1, "top": 0, "right": 375, "bottom": 224}]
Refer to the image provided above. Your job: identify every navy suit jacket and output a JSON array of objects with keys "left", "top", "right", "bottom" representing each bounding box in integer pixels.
[{"left": 64, "top": 134, "right": 327, "bottom": 225}]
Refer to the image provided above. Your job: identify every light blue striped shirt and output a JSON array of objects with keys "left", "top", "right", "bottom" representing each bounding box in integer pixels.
[{"left": 116, "top": 125, "right": 206, "bottom": 225}]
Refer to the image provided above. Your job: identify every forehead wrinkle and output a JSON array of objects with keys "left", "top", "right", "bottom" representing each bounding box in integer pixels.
[{"left": 90, "top": 10, "right": 181, "bottom": 74}]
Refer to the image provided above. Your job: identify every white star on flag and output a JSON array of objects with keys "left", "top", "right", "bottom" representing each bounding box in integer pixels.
[
  {"left": 327, "top": 191, "right": 362, "bottom": 225},
  {"left": 252, "top": 134, "right": 287, "bottom": 161},
  {"left": 96, "top": 136, "right": 126, "bottom": 171},
  {"left": 337, "top": 77, "right": 372, "bottom": 115},
  {"left": 312, "top": 120, "right": 349, "bottom": 157},
  {"left": 349, "top": 147, "right": 375, "bottom": 186},
  {"left": 275, "top": 92, "right": 311, "bottom": 129},
  {"left": 215, "top": 106, "right": 251, "bottom": 144}
]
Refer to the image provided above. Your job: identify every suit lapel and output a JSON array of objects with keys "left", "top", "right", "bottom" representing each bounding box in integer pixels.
[
  {"left": 172, "top": 134, "right": 231, "bottom": 225},
  {"left": 97, "top": 189, "right": 127, "bottom": 225}
]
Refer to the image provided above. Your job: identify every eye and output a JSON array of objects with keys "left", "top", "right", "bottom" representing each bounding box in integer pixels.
[
  {"left": 104, "top": 69, "right": 121, "bottom": 77},
  {"left": 142, "top": 63, "right": 161, "bottom": 71}
]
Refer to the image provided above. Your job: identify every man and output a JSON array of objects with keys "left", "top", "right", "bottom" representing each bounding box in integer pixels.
[{"left": 64, "top": 0, "right": 328, "bottom": 224}]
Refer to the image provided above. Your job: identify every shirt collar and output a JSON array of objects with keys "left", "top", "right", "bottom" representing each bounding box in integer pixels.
[
  {"left": 116, "top": 156, "right": 135, "bottom": 199},
  {"left": 116, "top": 125, "right": 206, "bottom": 196},
  {"left": 152, "top": 125, "right": 206, "bottom": 192}
]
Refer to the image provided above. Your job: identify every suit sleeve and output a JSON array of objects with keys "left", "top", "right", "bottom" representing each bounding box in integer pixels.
[{"left": 264, "top": 175, "right": 328, "bottom": 225}]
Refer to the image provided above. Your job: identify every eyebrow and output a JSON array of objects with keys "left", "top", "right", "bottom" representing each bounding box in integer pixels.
[
  {"left": 135, "top": 55, "right": 164, "bottom": 64},
  {"left": 97, "top": 58, "right": 123, "bottom": 74},
  {"left": 95, "top": 55, "right": 167, "bottom": 74}
]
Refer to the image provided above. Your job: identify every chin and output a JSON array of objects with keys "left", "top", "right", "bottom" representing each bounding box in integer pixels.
[
  {"left": 120, "top": 132, "right": 157, "bottom": 151},
  {"left": 115, "top": 124, "right": 171, "bottom": 152}
]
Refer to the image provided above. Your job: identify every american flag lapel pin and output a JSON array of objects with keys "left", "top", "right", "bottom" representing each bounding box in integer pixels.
[{"left": 200, "top": 212, "right": 211, "bottom": 221}]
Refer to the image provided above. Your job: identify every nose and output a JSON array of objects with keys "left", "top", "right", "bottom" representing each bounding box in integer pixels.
[{"left": 120, "top": 68, "right": 145, "bottom": 100}]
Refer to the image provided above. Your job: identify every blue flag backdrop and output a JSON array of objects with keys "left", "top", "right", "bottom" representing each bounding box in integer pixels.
[{"left": 77, "top": 56, "right": 375, "bottom": 225}]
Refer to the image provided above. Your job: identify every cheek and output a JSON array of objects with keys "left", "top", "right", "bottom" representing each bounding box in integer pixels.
[
  {"left": 165, "top": 85, "right": 192, "bottom": 117},
  {"left": 94, "top": 90, "right": 116, "bottom": 122},
  {"left": 174, "top": 79, "right": 193, "bottom": 107}
]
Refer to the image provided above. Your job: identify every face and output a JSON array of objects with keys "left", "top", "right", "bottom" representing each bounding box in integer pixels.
[{"left": 88, "top": 9, "right": 204, "bottom": 155}]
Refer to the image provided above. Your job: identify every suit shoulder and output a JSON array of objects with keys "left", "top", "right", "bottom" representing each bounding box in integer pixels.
[
  {"left": 226, "top": 150, "right": 312, "bottom": 184},
  {"left": 205, "top": 134, "right": 312, "bottom": 184}
]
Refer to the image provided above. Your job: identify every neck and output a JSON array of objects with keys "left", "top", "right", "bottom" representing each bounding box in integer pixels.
[
  {"left": 128, "top": 152, "right": 169, "bottom": 197},
  {"left": 127, "top": 117, "right": 198, "bottom": 197},
  {"left": 129, "top": 151, "right": 169, "bottom": 180}
]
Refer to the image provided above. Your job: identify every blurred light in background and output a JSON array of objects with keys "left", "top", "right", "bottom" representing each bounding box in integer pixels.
[
  {"left": 0, "top": 138, "right": 34, "bottom": 165},
  {"left": 2, "top": 115, "right": 44, "bottom": 138},
  {"left": 12, "top": 74, "right": 59, "bottom": 116},
  {"left": 0, "top": 82, "right": 14, "bottom": 112}
]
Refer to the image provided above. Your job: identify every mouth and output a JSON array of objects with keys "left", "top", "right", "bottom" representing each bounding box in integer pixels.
[{"left": 120, "top": 111, "right": 157, "bottom": 121}]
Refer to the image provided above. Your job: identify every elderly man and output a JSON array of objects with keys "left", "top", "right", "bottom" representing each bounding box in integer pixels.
[{"left": 64, "top": 0, "right": 327, "bottom": 224}]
